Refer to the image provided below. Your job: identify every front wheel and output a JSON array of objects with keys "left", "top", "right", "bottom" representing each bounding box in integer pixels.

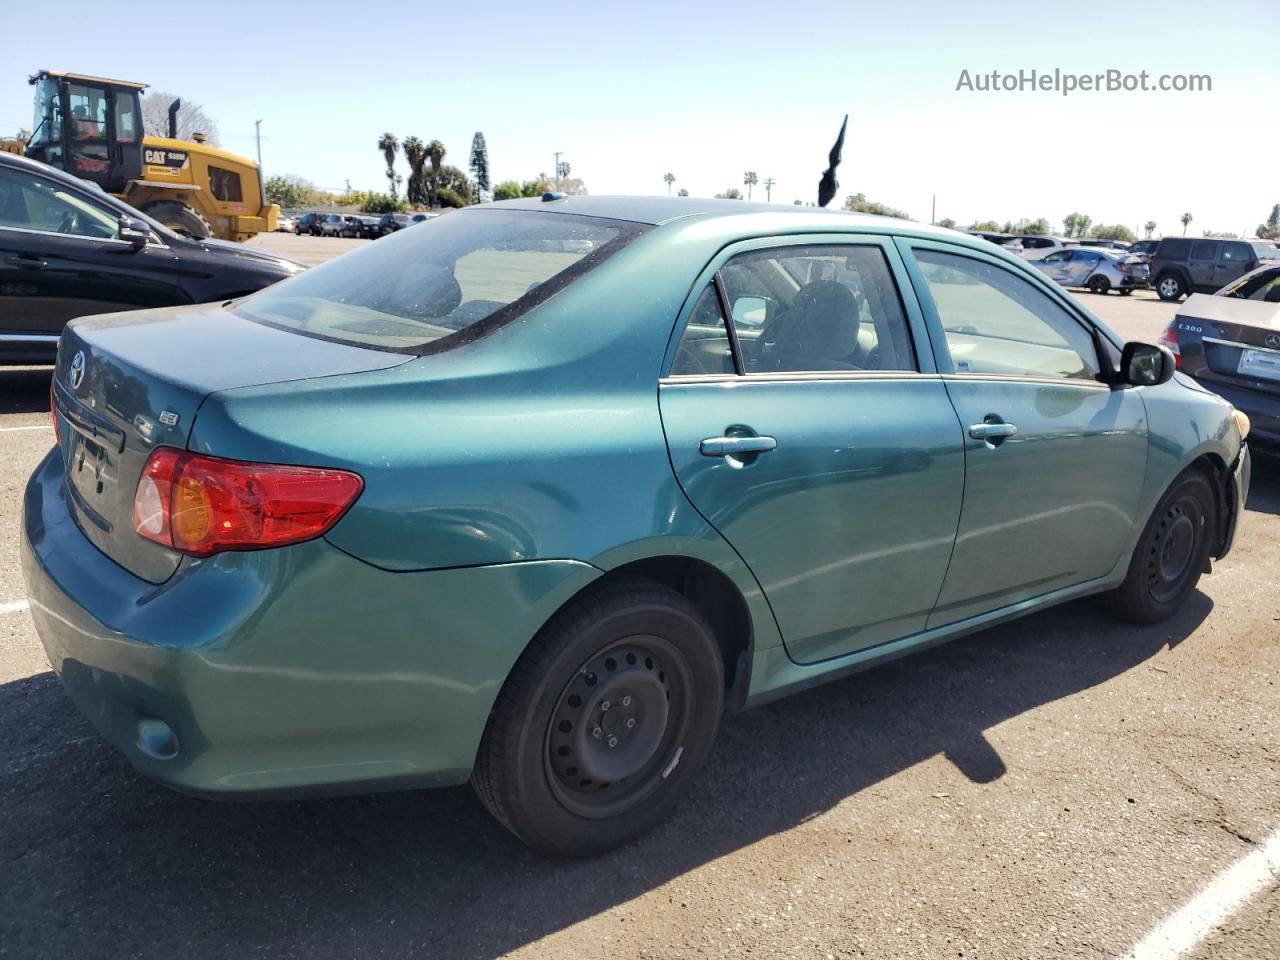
[
  {"left": 472, "top": 581, "right": 723, "bottom": 857},
  {"left": 1104, "top": 469, "right": 1215, "bottom": 624}
]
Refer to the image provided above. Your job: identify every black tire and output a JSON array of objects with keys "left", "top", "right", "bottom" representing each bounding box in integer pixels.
[
  {"left": 1088, "top": 275, "right": 1110, "bottom": 295},
  {"left": 140, "top": 201, "right": 211, "bottom": 240},
  {"left": 1120, "top": 288, "right": 1133, "bottom": 295},
  {"left": 472, "top": 580, "right": 723, "bottom": 857},
  {"left": 1105, "top": 469, "right": 1215, "bottom": 624},
  {"left": 1156, "top": 273, "right": 1186, "bottom": 302}
]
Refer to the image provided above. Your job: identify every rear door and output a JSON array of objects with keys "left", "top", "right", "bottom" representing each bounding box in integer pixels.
[
  {"left": 898, "top": 240, "right": 1148, "bottom": 625},
  {"left": 659, "top": 235, "right": 965, "bottom": 665},
  {"left": 1188, "top": 240, "right": 1220, "bottom": 290}
]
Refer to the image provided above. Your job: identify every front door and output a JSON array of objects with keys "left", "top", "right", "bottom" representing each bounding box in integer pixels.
[
  {"left": 1057, "top": 250, "right": 1099, "bottom": 287},
  {"left": 659, "top": 238, "right": 965, "bottom": 664},
  {"left": 900, "top": 241, "right": 1148, "bottom": 626},
  {"left": 1214, "top": 241, "right": 1255, "bottom": 289}
]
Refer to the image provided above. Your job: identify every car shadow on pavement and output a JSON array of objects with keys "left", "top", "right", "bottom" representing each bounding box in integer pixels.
[
  {"left": 0, "top": 367, "right": 53, "bottom": 415},
  {"left": 0, "top": 592, "right": 1212, "bottom": 960}
]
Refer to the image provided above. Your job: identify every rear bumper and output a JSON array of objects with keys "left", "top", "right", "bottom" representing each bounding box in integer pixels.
[{"left": 21, "top": 447, "right": 599, "bottom": 798}]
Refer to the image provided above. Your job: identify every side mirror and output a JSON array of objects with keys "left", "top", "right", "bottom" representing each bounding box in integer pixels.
[
  {"left": 731, "top": 296, "right": 769, "bottom": 328},
  {"left": 1119, "top": 341, "right": 1175, "bottom": 386},
  {"left": 118, "top": 215, "right": 150, "bottom": 249}
]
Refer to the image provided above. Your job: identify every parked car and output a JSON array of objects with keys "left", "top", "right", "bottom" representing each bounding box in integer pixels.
[
  {"left": 1016, "top": 235, "right": 1076, "bottom": 260},
  {"left": 339, "top": 215, "right": 373, "bottom": 239},
  {"left": 275, "top": 215, "right": 295, "bottom": 233},
  {"left": 1032, "top": 247, "right": 1149, "bottom": 295},
  {"left": 1077, "top": 238, "right": 1131, "bottom": 251},
  {"left": 318, "top": 214, "right": 347, "bottom": 237},
  {"left": 409, "top": 212, "right": 434, "bottom": 227},
  {"left": 0, "top": 151, "right": 304, "bottom": 365},
  {"left": 1149, "top": 237, "right": 1279, "bottom": 302},
  {"left": 966, "top": 230, "right": 1024, "bottom": 257},
  {"left": 1161, "top": 262, "right": 1280, "bottom": 451},
  {"left": 294, "top": 212, "right": 325, "bottom": 236},
  {"left": 377, "top": 212, "right": 412, "bottom": 236},
  {"left": 344, "top": 215, "right": 379, "bottom": 239},
  {"left": 27, "top": 197, "right": 1250, "bottom": 856},
  {"left": 1128, "top": 239, "right": 1159, "bottom": 258}
]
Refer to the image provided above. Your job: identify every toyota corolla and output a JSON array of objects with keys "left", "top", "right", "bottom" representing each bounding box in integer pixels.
[{"left": 23, "top": 197, "right": 1251, "bottom": 856}]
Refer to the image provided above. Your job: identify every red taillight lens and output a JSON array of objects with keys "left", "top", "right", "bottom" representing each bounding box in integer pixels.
[
  {"left": 133, "top": 448, "right": 363, "bottom": 556},
  {"left": 1158, "top": 326, "right": 1183, "bottom": 370}
]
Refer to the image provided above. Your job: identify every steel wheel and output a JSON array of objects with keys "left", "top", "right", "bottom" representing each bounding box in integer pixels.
[
  {"left": 544, "top": 636, "right": 691, "bottom": 818},
  {"left": 1145, "top": 495, "right": 1203, "bottom": 604}
]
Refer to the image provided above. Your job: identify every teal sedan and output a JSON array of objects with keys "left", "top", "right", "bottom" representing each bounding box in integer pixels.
[{"left": 23, "top": 197, "right": 1251, "bottom": 856}]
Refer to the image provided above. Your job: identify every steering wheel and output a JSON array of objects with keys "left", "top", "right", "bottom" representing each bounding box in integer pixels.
[{"left": 58, "top": 210, "right": 81, "bottom": 234}]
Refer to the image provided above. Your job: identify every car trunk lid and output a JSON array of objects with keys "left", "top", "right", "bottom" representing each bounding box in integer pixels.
[{"left": 52, "top": 302, "right": 410, "bottom": 583}]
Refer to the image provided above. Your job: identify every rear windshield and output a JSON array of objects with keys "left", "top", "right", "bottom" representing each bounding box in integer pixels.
[{"left": 232, "top": 209, "right": 644, "bottom": 353}]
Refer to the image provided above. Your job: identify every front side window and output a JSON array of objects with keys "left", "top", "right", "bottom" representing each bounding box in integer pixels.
[
  {"left": 914, "top": 248, "right": 1098, "bottom": 381},
  {"left": 233, "top": 209, "right": 643, "bottom": 353},
  {"left": 1041, "top": 250, "right": 1067, "bottom": 263},
  {"left": 1191, "top": 240, "right": 1217, "bottom": 260},
  {"left": 720, "top": 245, "right": 915, "bottom": 373},
  {"left": 0, "top": 166, "right": 119, "bottom": 238}
]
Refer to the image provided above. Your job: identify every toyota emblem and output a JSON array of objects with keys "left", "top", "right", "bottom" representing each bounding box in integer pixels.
[
  {"left": 68, "top": 350, "right": 86, "bottom": 390},
  {"left": 1266, "top": 334, "right": 1280, "bottom": 349}
]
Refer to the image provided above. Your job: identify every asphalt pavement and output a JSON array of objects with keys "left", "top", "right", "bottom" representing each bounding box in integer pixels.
[{"left": 0, "top": 236, "right": 1275, "bottom": 960}]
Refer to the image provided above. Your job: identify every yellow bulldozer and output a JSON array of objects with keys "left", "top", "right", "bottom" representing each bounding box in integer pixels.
[{"left": 0, "top": 70, "right": 277, "bottom": 241}]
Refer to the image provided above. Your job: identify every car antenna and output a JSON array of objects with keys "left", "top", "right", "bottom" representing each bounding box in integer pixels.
[{"left": 817, "top": 114, "right": 848, "bottom": 208}]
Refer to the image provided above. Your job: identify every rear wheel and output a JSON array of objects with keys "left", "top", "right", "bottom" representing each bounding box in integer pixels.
[
  {"left": 140, "top": 201, "right": 211, "bottom": 240},
  {"left": 1156, "top": 273, "right": 1186, "bottom": 302},
  {"left": 1088, "top": 275, "right": 1111, "bottom": 295},
  {"left": 472, "top": 581, "right": 723, "bottom": 857},
  {"left": 1104, "top": 469, "right": 1215, "bottom": 624}
]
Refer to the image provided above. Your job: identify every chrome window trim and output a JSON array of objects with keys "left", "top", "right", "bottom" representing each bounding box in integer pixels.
[
  {"left": 0, "top": 223, "right": 170, "bottom": 250},
  {"left": 0, "top": 333, "right": 60, "bottom": 343},
  {"left": 660, "top": 370, "right": 936, "bottom": 386}
]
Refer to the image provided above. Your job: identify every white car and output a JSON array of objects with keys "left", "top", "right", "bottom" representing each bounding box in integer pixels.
[
  {"left": 1016, "top": 236, "right": 1076, "bottom": 260},
  {"left": 275, "top": 215, "right": 295, "bottom": 233}
]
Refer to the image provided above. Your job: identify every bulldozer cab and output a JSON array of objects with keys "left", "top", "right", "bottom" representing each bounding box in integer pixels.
[{"left": 26, "top": 70, "right": 144, "bottom": 194}]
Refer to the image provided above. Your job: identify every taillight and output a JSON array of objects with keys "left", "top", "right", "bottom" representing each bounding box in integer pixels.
[
  {"left": 132, "top": 448, "right": 363, "bottom": 556},
  {"left": 1157, "top": 325, "right": 1183, "bottom": 370}
]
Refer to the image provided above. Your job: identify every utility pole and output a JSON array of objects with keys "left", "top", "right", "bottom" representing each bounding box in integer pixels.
[
  {"left": 763, "top": 177, "right": 775, "bottom": 202},
  {"left": 931, "top": 194, "right": 936, "bottom": 225},
  {"left": 254, "top": 119, "right": 262, "bottom": 172},
  {"left": 345, "top": 179, "right": 351, "bottom": 197},
  {"left": 553, "top": 152, "right": 563, "bottom": 190}
]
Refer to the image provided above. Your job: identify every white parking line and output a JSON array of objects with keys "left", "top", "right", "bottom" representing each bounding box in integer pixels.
[
  {"left": 1119, "top": 825, "right": 1280, "bottom": 959},
  {"left": 0, "top": 425, "right": 51, "bottom": 433},
  {"left": 0, "top": 599, "right": 30, "bottom": 616}
]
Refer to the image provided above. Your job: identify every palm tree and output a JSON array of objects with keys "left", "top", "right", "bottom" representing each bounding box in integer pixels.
[
  {"left": 402, "top": 137, "right": 427, "bottom": 206},
  {"left": 743, "top": 171, "right": 758, "bottom": 200},
  {"left": 1181, "top": 212, "right": 1193, "bottom": 235},
  {"left": 663, "top": 172, "right": 675, "bottom": 195},
  {"left": 1144, "top": 220, "right": 1157, "bottom": 239},
  {"left": 427, "top": 140, "right": 447, "bottom": 207},
  {"left": 377, "top": 132, "right": 399, "bottom": 198}
]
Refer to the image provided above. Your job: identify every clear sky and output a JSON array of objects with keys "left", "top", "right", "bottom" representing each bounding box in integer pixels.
[{"left": 2, "top": 0, "right": 1276, "bottom": 237}]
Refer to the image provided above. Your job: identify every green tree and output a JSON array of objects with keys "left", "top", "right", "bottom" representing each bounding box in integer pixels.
[
  {"left": 743, "top": 171, "right": 758, "bottom": 200},
  {"left": 359, "top": 194, "right": 408, "bottom": 214},
  {"left": 1257, "top": 204, "right": 1280, "bottom": 240},
  {"left": 438, "top": 165, "right": 474, "bottom": 204},
  {"left": 845, "top": 193, "right": 911, "bottom": 218},
  {"left": 492, "top": 180, "right": 522, "bottom": 201},
  {"left": 1144, "top": 220, "right": 1157, "bottom": 239},
  {"left": 1091, "top": 224, "right": 1137, "bottom": 244},
  {"left": 265, "top": 174, "right": 316, "bottom": 210},
  {"left": 377, "top": 132, "right": 399, "bottom": 199},
  {"left": 664, "top": 172, "right": 675, "bottom": 195},
  {"left": 521, "top": 176, "right": 553, "bottom": 198},
  {"left": 469, "top": 132, "right": 490, "bottom": 202},
  {"left": 677, "top": 188, "right": 689, "bottom": 197},
  {"left": 937, "top": 217, "right": 956, "bottom": 229},
  {"left": 1019, "top": 218, "right": 1051, "bottom": 235},
  {"left": 1062, "top": 213, "right": 1092, "bottom": 238},
  {"left": 1180, "top": 212, "right": 1193, "bottom": 235},
  {"left": 402, "top": 137, "right": 427, "bottom": 207},
  {"left": 715, "top": 188, "right": 743, "bottom": 199},
  {"left": 426, "top": 140, "right": 447, "bottom": 207},
  {"left": 437, "top": 188, "right": 467, "bottom": 209}
]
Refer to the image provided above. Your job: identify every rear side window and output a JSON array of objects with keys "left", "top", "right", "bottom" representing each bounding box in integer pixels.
[
  {"left": 914, "top": 248, "right": 1098, "bottom": 381},
  {"left": 209, "top": 165, "right": 243, "bottom": 202},
  {"left": 233, "top": 209, "right": 645, "bottom": 353},
  {"left": 1159, "top": 238, "right": 1190, "bottom": 260},
  {"left": 670, "top": 286, "right": 735, "bottom": 375}
]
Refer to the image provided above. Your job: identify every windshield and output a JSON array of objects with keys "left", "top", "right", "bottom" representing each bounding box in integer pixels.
[
  {"left": 231, "top": 209, "right": 646, "bottom": 353},
  {"left": 1250, "top": 241, "right": 1279, "bottom": 261},
  {"left": 29, "top": 78, "right": 61, "bottom": 148}
]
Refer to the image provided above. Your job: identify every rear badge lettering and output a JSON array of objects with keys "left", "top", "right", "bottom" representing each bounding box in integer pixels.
[{"left": 158, "top": 411, "right": 179, "bottom": 427}]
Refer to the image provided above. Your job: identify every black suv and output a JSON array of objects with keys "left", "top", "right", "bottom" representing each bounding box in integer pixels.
[
  {"left": 1148, "top": 237, "right": 1279, "bottom": 301},
  {"left": 0, "top": 152, "right": 303, "bottom": 365},
  {"left": 294, "top": 212, "right": 326, "bottom": 236}
]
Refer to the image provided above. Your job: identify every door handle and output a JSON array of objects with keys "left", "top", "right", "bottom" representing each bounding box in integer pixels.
[
  {"left": 969, "top": 421, "right": 1018, "bottom": 441},
  {"left": 700, "top": 435, "right": 778, "bottom": 457},
  {"left": 5, "top": 255, "right": 46, "bottom": 270}
]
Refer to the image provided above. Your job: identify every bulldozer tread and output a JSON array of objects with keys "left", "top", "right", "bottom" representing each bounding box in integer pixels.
[{"left": 140, "top": 201, "right": 212, "bottom": 240}]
